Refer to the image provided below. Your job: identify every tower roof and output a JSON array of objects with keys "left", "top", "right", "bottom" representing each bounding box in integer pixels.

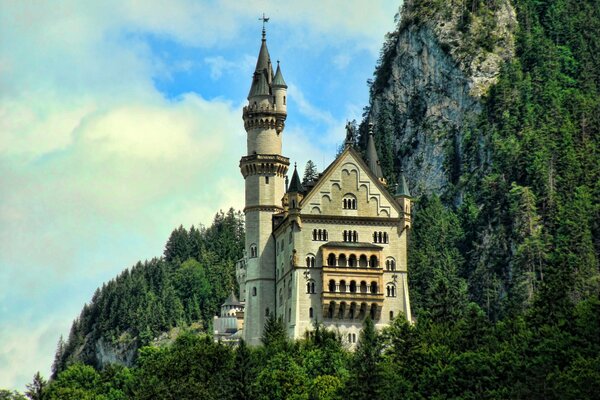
[
  {"left": 366, "top": 126, "right": 384, "bottom": 179},
  {"left": 272, "top": 61, "right": 287, "bottom": 88},
  {"left": 223, "top": 291, "right": 241, "bottom": 306},
  {"left": 248, "top": 29, "right": 274, "bottom": 99},
  {"left": 395, "top": 170, "right": 411, "bottom": 197},
  {"left": 287, "top": 163, "right": 304, "bottom": 193},
  {"left": 248, "top": 71, "right": 270, "bottom": 97}
]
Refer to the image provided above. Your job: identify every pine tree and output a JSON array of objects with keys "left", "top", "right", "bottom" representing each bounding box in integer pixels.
[
  {"left": 25, "top": 372, "right": 46, "bottom": 400},
  {"left": 302, "top": 160, "right": 319, "bottom": 185},
  {"left": 346, "top": 317, "right": 381, "bottom": 400}
]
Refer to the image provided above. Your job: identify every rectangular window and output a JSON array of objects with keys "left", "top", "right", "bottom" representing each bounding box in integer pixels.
[{"left": 265, "top": 176, "right": 269, "bottom": 184}]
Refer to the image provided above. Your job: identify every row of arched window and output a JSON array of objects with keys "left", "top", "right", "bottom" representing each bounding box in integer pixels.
[
  {"left": 343, "top": 230, "right": 358, "bottom": 242},
  {"left": 312, "top": 229, "right": 328, "bottom": 241},
  {"left": 343, "top": 197, "right": 357, "bottom": 210},
  {"left": 327, "top": 253, "right": 379, "bottom": 268},
  {"left": 327, "top": 279, "right": 378, "bottom": 294},
  {"left": 326, "top": 301, "right": 379, "bottom": 320},
  {"left": 373, "top": 231, "right": 389, "bottom": 244}
]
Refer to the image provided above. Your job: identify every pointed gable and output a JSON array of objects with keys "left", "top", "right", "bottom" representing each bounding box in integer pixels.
[{"left": 299, "top": 147, "right": 401, "bottom": 218}]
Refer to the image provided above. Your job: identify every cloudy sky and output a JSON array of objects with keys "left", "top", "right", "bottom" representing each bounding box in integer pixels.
[{"left": 0, "top": 0, "right": 400, "bottom": 390}]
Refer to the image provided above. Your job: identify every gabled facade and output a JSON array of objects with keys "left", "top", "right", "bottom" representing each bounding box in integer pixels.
[{"left": 233, "top": 28, "right": 412, "bottom": 346}]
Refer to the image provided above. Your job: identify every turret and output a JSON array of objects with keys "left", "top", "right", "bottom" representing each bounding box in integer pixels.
[
  {"left": 365, "top": 123, "right": 387, "bottom": 185},
  {"left": 272, "top": 61, "right": 287, "bottom": 114},
  {"left": 395, "top": 169, "right": 411, "bottom": 229}
]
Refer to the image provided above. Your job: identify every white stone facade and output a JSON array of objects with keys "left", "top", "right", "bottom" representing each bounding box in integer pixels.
[{"left": 236, "top": 32, "right": 412, "bottom": 346}]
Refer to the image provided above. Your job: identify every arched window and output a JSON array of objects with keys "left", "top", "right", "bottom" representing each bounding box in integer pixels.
[
  {"left": 313, "top": 229, "right": 317, "bottom": 240},
  {"left": 327, "top": 253, "right": 336, "bottom": 266},
  {"left": 349, "top": 281, "right": 357, "bottom": 293},
  {"left": 370, "top": 304, "right": 377, "bottom": 320},
  {"left": 311, "top": 281, "right": 315, "bottom": 293},
  {"left": 338, "top": 254, "right": 347, "bottom": 267},
  {"left": 389, "top": 310, "right": 394, "bottom": 320},
  {"left": 252, "top": 287, "right": 257, "bottom": 296},
  {"left": 250, "top": 244, "right": 258, "bottom": 258},
  {"left": 348, "top": 333, "right": 352, "bottom": 342},
  {"left": 283, "top": 96, "right": 286, "bottom": 105},
  {"left": 378, "top": 232, "right": 383, "bottom": 243},
  {"left": 328, "top": 279, "right": 336, "bottom": 292},
  {"left": 360, "top": 281, "right": 368, "bottom": 294},
  {"left": 306, "top": 280, "right": 315, "bottom": 294},
  {"left": 370, "top": 281, "right": 378, "bottom": 294},
  {"left": 306, "top": 255, "right": 315, "bottom": 268},
  {"left": 359, "top": 255, "right": 368, "bottom": 268},
  {"left": 318, "top": 229, "right": 322, "bottom": 241},
  {"left": 353, "top": 231, "right": 358, "bottom": 242},
  {"left": 383, "top": 232, "right": 388, "bottom": 243},
  {"left": 386, "top": 258, "right": 396, "bottom": 271},
  {"left": 309, "top": 307, "right": 313, "bottom": 318},
  {"left": 386, "top": 284, "right": 396, "bottom": 297},
  {"left": 313, "top": 229, "right": 327, "bottom": 241},
  {"left": 349, "top": 302, "right": 356, "bottom": 319},
  {"left": 348, "top": 254, "right": 357, "bottom": 267},
  {"left": 265, "top": 308, "right": 270, "bottom": 316},
  {"left": 339, "top": 280, "right": 347, "bottom": 293},
  {"left": 352, "top": 333, "right": 356, "bottom": 343},
  {"left": 369, "top": 255, "right": 378, "bottom": 268},
  {"left": 328, "top": 302, "right": 335, "bottom": 319},
  {"left": 343, "top": 194, "right": 357, "bottom": 210},
  {"left": 373, "top": 232, "right": 378, "bottom": 243}
]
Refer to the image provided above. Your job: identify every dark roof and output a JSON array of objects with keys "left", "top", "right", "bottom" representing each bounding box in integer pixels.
[
  {"left": 272, "top": 62, "right": 287, "bottom": 88},
  {"left": 248, "top": 34, "right": 274, "bottom": 99},
  {"left": 287, "top": 164, "right": 304, "bottom": 193},
  {"left": 248, "top": 71, "right": 270, "bottom": 97},
  {"left": 395, "top": 171, "right": 411, "bottom": 197},
  {"left": 223, "top": 292, "right": 241, "bottom": 306},
  {"left": 321, "top": 241, "right": 383, "bottom": 250},
  {"left": 366, "top": 134, "right": 384, "bottom": 178}
]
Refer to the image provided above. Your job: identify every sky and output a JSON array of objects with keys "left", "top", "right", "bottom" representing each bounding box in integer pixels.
[{"left": 0, "top": 0, "right": 401, "bottom": 391}]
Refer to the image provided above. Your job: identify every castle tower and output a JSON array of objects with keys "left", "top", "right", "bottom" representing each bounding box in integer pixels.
[{"left": 239, "top": 25, "right": 289, "bottom": 345}]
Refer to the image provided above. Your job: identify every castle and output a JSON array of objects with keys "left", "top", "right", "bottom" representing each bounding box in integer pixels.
[{"left": 214, "top": 26, "right": 412, "bottom": 346}]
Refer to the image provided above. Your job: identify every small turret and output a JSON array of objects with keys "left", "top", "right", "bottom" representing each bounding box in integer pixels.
[
  {"left": 365, "top": 123, "right": 386, "bottom": 185},
  {"left": 272, "top": 61, "right": 287, "bottom": 114},
  {"left": 395, "top": 169, "right": 411, "bottom": 229}
]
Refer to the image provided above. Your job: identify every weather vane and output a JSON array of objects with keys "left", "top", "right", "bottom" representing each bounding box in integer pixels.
[{"left": 259, "top": 13, "right": 270, "bottom": 38}]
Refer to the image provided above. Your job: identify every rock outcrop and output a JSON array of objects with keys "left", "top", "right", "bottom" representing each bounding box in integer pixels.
[{"left": 368, "top": 0, "right": 517, "bottom": 197}]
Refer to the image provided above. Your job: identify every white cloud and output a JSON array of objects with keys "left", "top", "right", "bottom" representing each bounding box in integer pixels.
[{"left": 0, "top": 0, "right": 399, "bottom": 391}]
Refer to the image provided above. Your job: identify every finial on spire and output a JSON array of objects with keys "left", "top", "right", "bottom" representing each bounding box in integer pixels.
[{"left": 259, "top": 13, "right": 270, "bottom": 40}]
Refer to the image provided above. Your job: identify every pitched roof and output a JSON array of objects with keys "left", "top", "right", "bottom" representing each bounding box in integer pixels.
[
  {"left": 395, "top": 170, "right": 411, "bottom": 197},
  {"left": 321, "top": 241, "right": 383, "bottom": 250},
  {"left": 287, "top": 164, "right": 304, "bottom": 193},
  {"left": 366, "top": 134, "right": 384, "bottom": 178},
  {"left": 272, "top": 62, "right": 287, "bottom": 88},
  {"left": 223, "top": 292, "right": 241, "bottom": 306},
  {"left": 299, "top": 146, "right": 402, "bottom": 215}
]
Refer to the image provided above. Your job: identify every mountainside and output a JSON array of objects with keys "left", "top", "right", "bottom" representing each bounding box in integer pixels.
[
  {"left": 52, "top": 209, "right": 244, "bottom": 375},
  {"left": 362, "top": 0, "right": 600, "bottom": 319}
]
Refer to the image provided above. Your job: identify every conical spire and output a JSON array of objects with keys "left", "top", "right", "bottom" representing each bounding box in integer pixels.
[
  {"left": 248, "top": 28, "right": 274, "bottom": 99},
  {"left": 395, "top": 169, "right": 411, "bottom": 197},
  {"left": 366, "top": 123, "right": 384, "bottom": 178},
  {"left": 272, "top": 61, "right": 287, "bottom": 88},
  {"left": 287, "top": 163, "right": 304, "bottom": 193}
]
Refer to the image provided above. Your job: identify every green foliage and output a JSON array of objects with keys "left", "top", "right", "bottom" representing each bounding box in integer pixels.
[
  {"left": 0, "top": 390, "right": 26, "bottom": 400},
  {"left": 53, "top": 209, "right": 244, "bottom": 375},
  {"left": 302, "top": 160, "right": 319, "bottom": 186},
  {"left": 25, "top": 372, "right": 46, "bottom": 400}
]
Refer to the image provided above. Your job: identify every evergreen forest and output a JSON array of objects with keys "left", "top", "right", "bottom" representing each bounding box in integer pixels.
[{"left": 4, "top": 0, "right": 599, "bottom": 399}]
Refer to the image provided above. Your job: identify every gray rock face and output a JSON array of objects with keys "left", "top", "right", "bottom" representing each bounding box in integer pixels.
[
  {"left": 94, "top": 337, "right": 137, "bottom": 369},
  {"left": 369, "top": 0, "right": 516, "bottom": 198}
]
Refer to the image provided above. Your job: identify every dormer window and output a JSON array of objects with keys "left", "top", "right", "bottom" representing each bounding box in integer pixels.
[{"left": 343, "top": 194, "right": 357, "bottom": 210}]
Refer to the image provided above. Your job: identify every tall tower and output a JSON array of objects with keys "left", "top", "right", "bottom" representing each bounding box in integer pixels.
[{"left": 239, "top": 24, "right": 289, "bottom": 345}]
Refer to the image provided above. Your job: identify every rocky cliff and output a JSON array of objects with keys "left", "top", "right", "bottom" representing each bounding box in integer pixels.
[{"left": 366, "top": 0, "right": 517, "bottom": 198}]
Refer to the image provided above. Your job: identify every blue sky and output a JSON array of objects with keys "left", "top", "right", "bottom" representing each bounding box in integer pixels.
[{"left": 0, "top": 0, "right": 400, "bottom": 390}]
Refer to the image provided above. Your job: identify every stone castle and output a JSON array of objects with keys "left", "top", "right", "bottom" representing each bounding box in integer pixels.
[{"left": 214, "top": 26, "right": 412, "bottom": 346}]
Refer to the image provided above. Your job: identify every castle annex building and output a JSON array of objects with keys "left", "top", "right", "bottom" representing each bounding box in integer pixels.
[{"left": 216, "top": 27, "right": 412, "bottom": 346}]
